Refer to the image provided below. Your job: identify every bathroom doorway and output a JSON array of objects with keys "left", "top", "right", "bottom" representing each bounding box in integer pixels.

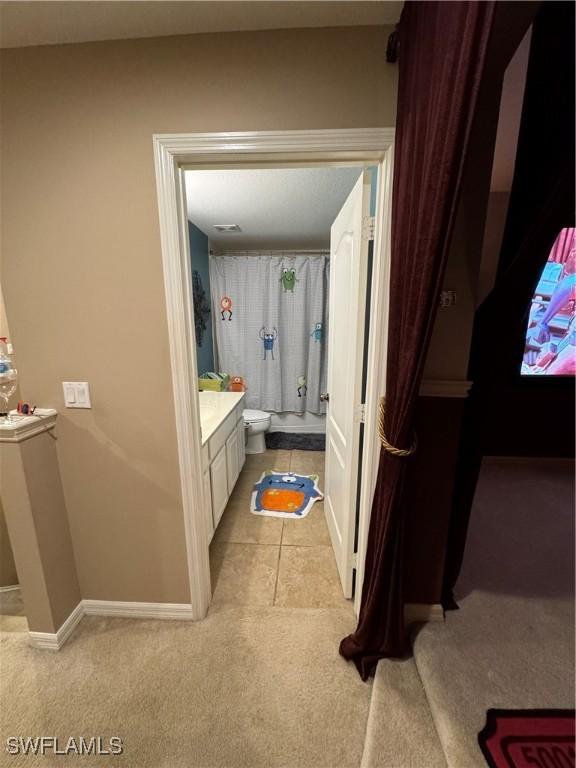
[
  {"left": 153, "top": 129, "right": 394, "bottom": 620},
  {"left": 186, "top": 166, "right": 372, "bottom": 608}
]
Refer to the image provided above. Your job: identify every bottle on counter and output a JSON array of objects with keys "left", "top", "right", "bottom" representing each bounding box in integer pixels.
[{"left": 0, "top": 337, "right": 18, "bottom": 421}]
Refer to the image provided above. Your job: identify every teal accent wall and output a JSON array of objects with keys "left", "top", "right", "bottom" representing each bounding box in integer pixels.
[
  {"left": 189, "top": 221, "right": 215, "bottom": 374},
  {"left": 369, "top": 165, "right": 378, "bottom": 216}
]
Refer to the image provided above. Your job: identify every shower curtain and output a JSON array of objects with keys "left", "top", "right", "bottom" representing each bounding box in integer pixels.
[{"left": 209, "top": 253, "right": 329, "bottom": 414}]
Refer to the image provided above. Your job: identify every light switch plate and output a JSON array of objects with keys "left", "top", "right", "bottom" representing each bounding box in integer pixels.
[
  {"left": 63, "top": 382, "right": 91, "bottom": 408},
  {"left": 439, "top": 290, "right": 457, "bottom": 307}
]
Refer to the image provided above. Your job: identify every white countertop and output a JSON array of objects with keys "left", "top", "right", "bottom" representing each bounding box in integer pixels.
[
  {"left": 0, "top": 408, "right": 58, "bottom": 443},
  {"left": 199, "top": 391, "right": 245, "bottom": 446}
]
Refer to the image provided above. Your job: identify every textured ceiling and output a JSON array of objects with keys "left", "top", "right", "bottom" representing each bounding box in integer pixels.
[
  {"left": 0, "top": 1, "right": 403, "bottom": 49},
  {"left": 185, "top": 167, "right": 364, "bottom": 250}
]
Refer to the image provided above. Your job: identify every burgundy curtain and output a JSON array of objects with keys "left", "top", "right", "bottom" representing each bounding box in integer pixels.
[{"left": 340, "top": 0, "right": 496, "bottom": 680}]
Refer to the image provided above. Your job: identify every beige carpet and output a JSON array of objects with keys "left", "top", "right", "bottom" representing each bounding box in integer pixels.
[
  {"left": 1, "top": 604, "right": 372, "bottom": 768},
  {"left": 3, "top": 456, "right": 572, "bottom": 767},
  {"left": 412, "top": 457, "right": 575, "bottom": 768},
  {"left": 360, "top": 658, "right": 447, "bottom": 768}
]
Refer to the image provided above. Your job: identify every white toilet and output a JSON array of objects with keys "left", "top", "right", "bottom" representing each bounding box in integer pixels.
[{"left": 243, "top": 409, "right": 271, "bottom": 454}]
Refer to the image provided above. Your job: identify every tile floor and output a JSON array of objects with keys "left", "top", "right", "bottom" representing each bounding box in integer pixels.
[
  {"left": 210, "top": 449, "right": 350, "bottom": 610},
  {"left": 0, "top": 586, "right": 28, "bottom": 634},
  {"left": 0, "top": 587, "right": 25, "bottom": 617}
]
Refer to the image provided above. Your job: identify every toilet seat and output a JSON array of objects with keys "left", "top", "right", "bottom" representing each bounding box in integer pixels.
[{"left": 243, "top": 409, "right": 270, "bottom": 423}]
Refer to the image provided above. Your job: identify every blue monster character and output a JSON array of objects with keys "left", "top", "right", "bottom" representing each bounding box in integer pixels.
[
  {"left": 252, "top": 472, "right": 323, "bottom": 517},
  {"left": 280, "top": 267, "right": 299, "bottom": 293},
  {"left": 259, "top": 326, "right": 278, "bottom": 360},
  {"left": 310, "top": 322, "right": 323, "bottom": 343}
]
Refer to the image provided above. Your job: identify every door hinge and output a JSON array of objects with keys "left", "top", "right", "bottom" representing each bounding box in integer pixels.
[
  {"left": 362, "top": 216, "right": 375, "bottom": 241},
  {"left": 355, "top": 403, "right": 366, "bottom": 423},
  {"left": 351, "top": 552, "right": 358, "bottom": 568}
]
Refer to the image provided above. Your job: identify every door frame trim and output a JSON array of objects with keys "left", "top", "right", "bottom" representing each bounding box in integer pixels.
[{"left": 153, "top": 128, "right": 395, "bottom": 619}]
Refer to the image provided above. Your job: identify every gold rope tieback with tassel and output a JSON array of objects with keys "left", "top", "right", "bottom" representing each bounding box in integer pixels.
[{"left": 377, "top": 397, "right": 418, "bottom": 457}]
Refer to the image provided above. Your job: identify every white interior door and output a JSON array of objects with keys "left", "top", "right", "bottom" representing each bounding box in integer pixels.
[{"left": 324, "top": 171, "right": 372, "bottom": 598}]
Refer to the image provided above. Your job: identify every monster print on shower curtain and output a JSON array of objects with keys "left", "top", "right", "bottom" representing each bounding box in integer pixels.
[
  {"left": 259, "top": 327, "right": 278, "bottom": 360},
  {"left": 210, "top": 253, "right": 329, "bottom": 414},
  {"left": 192, "top": 270, "right": 211, "bottom": 349}
]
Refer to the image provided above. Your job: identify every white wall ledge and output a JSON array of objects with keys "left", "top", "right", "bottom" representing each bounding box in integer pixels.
[
  {"left": 0, "top": 408, "right": 58, "bottom": 443},
  {"left": 419, "top": 380, "right": 471, "bottom": 398}
]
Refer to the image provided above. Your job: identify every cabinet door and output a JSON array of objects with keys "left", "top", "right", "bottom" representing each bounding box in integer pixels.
[
  {"left": 210, "top": 446, "right": 228, "bottom": 528},
  {"left": 203, "top": 469, "right": 214, "bottom": 543},
  {"left": 236, "top": 418, "right": 246, "bottom": 475},
  {"left": 226, "top": 428, "right": 240, "bottom": 493}
]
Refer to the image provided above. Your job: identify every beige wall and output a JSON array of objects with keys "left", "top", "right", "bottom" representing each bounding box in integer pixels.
[
  {"left": 476, "top": 28, "right": 531, "bottom": 306},
  {"left": 0, "top": 26, "right": 397, "bottom": 604},
  {"left": 477, "top": 190, "right": 510, "bottom": 305},
  {"left": 489, "top": 27, "right": 532, "bottom": 193},
  {"left": 0, "top": 497, "right": 18, "bottom": 588},
  {"left": 1, "top": 433, "right": 82, "bottom": 632},
  {"left": 0, "top": 287, "right": 19, "bottom": 587},
  {"left": 422, "top": 65, "right": 505, "bottom": 383}
]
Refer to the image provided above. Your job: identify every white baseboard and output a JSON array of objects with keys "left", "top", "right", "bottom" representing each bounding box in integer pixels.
[
  {"left": 27, "top": 600, "right": 442, "bottom": 651},
  {"left": 404, "top": 603, "right": 444, "bottom": 625},
  {"left": 268, "top": 425, "right": 326, "bottom": 434},
  {"left": 28, "top": 600, "right": 195, "bottom": 651},
  {"left": 0, "top": 584, "right": 20, "bottom": 593},
  {"left": 29, "top": 601, "right": 84, "bottom": 651},
  {"left": 82, "top": 600, "right": 195, "bottom": 621}
]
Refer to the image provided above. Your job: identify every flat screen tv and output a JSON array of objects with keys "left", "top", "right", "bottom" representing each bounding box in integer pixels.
[{"left": 522, "top": 228, "right": 576, "bottom": 376}]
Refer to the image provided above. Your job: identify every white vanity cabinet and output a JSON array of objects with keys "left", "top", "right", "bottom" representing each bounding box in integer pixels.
[
  {"left": 226, "top": 426, "right": 240, "bottom": 492},
  {"left": 200, "top": 393, "right": 246, "bottom": 540},
  {"left": 210, "top": 446, "right": 229, "bottom": 529},
  {"left": 236, "top": 418, "right": 246, "bottom": 476},
  {"left": 201, "top": 442, "right": 215, "bottom": 542},
  {"left": 202, "top": 468, "right": 214, "bottom": 544}
]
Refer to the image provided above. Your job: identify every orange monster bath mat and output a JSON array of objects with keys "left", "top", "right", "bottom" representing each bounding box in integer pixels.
[{"left": 250, "top": 471, "right": 323, "bottom": 519}]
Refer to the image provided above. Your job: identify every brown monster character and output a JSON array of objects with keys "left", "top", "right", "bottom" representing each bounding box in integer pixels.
[{"left": 229, "top": 376, "right": 246, "bottom": 392}]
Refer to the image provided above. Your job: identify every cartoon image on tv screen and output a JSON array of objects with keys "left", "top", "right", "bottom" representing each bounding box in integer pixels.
[{"left": 522, "top": 228, "right": 576, "bottom": 376}]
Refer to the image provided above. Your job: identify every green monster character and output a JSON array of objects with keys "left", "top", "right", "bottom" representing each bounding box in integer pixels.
[
  {"left": 297, "top": 376, "right": 307, "bottom": 398},
  {"left": 280, "top": 268, "right": 299, "bottom": 293}
]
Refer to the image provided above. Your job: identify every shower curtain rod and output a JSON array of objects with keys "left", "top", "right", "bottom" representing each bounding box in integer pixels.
[{"left": 212, "top": 249, "right": 330, "bottom": 255}]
